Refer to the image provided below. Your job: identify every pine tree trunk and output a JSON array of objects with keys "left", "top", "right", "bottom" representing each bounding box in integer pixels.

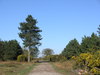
[{"left": 28, "top": 47, "right": 30, "bottom": 62}]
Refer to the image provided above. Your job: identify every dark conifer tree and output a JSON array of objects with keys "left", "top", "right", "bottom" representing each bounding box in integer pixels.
[
  {"left": 97, "top": 25, "right": 100, "bottom": 36},
  {"left": 61, "top": 39, "right": 80, "bottom": 59}
]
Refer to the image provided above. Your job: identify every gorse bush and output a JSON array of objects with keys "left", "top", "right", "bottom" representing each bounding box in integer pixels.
[
  {"left": 90, "top": 51, "right": 100, "bottom": 74},
  {"left": 74, "top": 51, "right": 100, "bottom": 75}
]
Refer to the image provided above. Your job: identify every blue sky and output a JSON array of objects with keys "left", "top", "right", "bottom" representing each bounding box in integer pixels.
[{"left": 0, "top": 0, "right": 100, "bottom": 54}]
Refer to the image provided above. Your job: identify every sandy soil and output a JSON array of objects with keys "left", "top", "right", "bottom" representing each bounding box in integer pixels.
[{"left": 28, "top": 63, "right": 62, "bottom": 75}]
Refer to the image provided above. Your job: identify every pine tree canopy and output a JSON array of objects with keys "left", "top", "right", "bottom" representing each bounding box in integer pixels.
[{"left": 18, "top": 15, "right": 42, "bottom": 48}]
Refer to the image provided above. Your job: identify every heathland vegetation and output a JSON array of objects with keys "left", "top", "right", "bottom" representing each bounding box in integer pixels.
[{"left": 0, "top": 15, "right": 100, "bottom": 75}]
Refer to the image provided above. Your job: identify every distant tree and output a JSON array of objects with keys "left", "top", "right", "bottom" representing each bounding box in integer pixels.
[
  {"left": 30, "top": 47, "right": 39, "bottom": 58},
  {"left": 97, "top": 25, "right": 100, "bottom": 36},
  {"left": 81, "top": 33, "right": 100, "bottom": 53},
  {"left": 42, "top": 48, "right": 54, "bottom": 57},
  {"left": 61, "top": 39, "right": 81, "bottom": 59},
  {"left": 18, "top": 15, "right": 42, "bottom": 62}
]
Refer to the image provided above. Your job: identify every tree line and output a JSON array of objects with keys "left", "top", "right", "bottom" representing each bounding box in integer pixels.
[
  {"left": 61, "top": 26, "right": 100, "bottom": 74},
  {"left": 61, "top": 32, "right": 100, "bottom": 59},
  {"left": 0, "top": 40, "right": 22, "bottom": 61}
]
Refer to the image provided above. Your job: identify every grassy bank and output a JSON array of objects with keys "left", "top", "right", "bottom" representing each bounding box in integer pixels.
[
  {"left": 0, "top": 61, "right": 37, "bottom": 75},
  {"left": 51, "top": 60, "right": 78, "bottom": 75}
]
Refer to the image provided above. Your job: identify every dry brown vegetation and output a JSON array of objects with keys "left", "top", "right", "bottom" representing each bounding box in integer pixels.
[
  {"left": 52, "top": 60, "right": 78, "bottom": 75},
  {"left": 0, "top": 61, "right": 36, "bottom": 75}
]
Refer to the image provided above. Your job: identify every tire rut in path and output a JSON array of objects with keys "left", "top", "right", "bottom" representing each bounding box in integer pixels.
[{"left": 28, "top": 63, "right": 62, "bottom": 75}]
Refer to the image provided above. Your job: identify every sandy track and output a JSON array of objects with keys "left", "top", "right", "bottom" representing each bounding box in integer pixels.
[{"left": 28, "top": 63, "right": 62, "bottom": 75}]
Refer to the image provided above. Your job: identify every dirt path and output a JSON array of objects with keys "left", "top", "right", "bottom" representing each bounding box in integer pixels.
[{"left": 28, "top": 63, "right": 62, "bottom": 75}]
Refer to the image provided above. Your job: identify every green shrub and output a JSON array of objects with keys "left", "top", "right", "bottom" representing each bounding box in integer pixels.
[
  {"left": 17, "top": 55, "right": 26, "bottom": 62},
  {"left": 44, "top": 55, "right": 67, "bottom": 62},
  {"left": 17, "top": 54, "right": 33, "bottom": 62}
]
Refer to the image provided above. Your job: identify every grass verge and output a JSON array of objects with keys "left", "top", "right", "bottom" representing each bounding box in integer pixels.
[
  {"left": 51, "top": 60, "right": 78, "bottom": 75},
  {"left": 0, "top": 61, "right": 38, "bottom": 75}
]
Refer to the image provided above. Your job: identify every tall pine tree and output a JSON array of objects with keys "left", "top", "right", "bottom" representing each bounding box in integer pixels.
[
  {"left": 97, "top": 25, "right": 100, "bottom": 36},
  {"left": 18, "top": 15, "right": 42, "bottom": 62}
]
